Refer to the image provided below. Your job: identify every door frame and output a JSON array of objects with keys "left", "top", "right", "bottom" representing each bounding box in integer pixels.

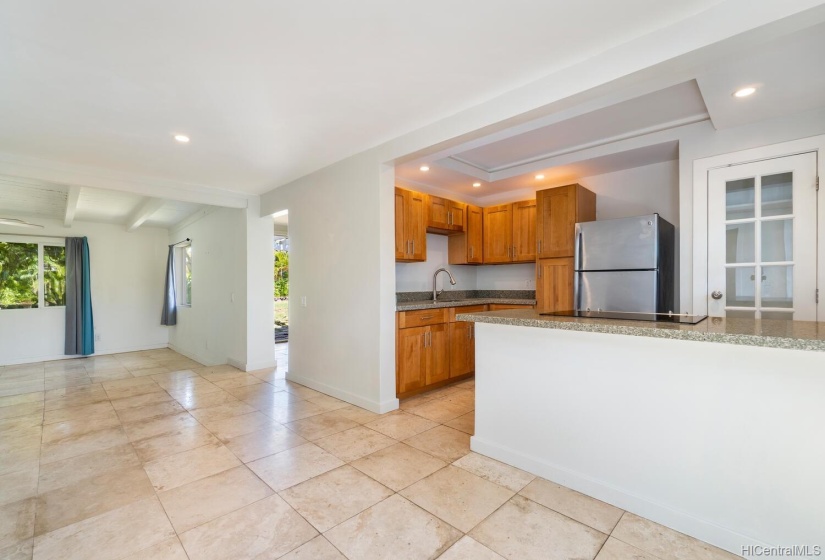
[{"left": 692, "top": 135, "right": 824, "bottom": 317}]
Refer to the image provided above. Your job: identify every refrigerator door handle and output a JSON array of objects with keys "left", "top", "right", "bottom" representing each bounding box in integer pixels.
[{"left": 574, "top": 225, "right": 583, "bottom": 271}]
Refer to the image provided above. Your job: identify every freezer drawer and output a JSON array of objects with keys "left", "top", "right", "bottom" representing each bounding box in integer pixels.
[
  {"left": 575, "top": 270, "right": 659, "bottom": 313},
  {"left": 575, "top": 215, "right": 660, "bottom": 271}
]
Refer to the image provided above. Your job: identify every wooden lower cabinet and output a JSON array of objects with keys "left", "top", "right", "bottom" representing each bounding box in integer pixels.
[
  {"left": 425, "top": 323, "right": 449, "bottom": 385},
  {"left": 536, "top": 257, "right": 574, "bottom": 313},
  {"left": 449, "top": 322, "right": 474, "bottom": 378},
  {"left": 396, "top": 305, "right": 486, "bottom": 398}
]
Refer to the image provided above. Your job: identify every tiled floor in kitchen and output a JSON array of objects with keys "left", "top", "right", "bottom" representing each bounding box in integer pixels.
[{"left": 0, "top": 346, "right": 740, "bottom": 560}]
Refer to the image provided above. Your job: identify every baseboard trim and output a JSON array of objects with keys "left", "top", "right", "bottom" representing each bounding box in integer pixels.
[
  {"left": 1, "top": 343, "right": 169, "bottom": 367},
  {"left": 167, "top": 344, "right": 223, "bottom": 367},
  {"left": 285, "top": 371, "right": 399, "bottom": 414},
  {"left": 470, "top": 436, "right": 767, "bottom": 557},
  {"left": 227, "top": 358, "right": 277, "bottom": 372}
]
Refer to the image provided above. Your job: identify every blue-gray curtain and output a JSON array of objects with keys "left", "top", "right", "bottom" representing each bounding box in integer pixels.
[
  {"left": 161, "top": 245, "right": 177, "bottom": 326},
  {"left": 65, "top": 237, "right": 95, "bottom": 356}
]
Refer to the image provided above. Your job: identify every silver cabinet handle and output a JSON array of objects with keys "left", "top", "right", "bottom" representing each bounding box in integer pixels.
[
  {"left": 537, "top": 264, "right": 542, "bottom": 279},
  {"left": 711, "top": 291, "right": 723, "bottom": 300},
  {"left": 412, "top": 240, "right": 415, "bottom": 255},
  {"left": 538, "top": 239, "right": 542, "bottom": 254}
]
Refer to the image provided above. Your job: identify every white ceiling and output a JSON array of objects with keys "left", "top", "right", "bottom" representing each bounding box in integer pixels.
[
  {"left": 0, "top": 0, "right": 724, "bottom": 195},
  {"left": 696, "top": 23, "right": 825, "bottom": 129},
  {"left": 397, "top": 20, "right": 825, "bottom": 199},
  {"left": 0, "top": 177, "right": 206, "bottom": 229}
]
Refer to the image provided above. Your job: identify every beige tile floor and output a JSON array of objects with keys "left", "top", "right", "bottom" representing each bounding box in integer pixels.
[{"left": 0, "top": 345, "right": 741, "bottom": 560}]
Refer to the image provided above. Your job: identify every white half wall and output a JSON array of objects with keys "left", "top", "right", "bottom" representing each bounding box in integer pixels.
[
  {"left": 0, "top": 218, "right": 169, "bottom": 365},
  {"left": 472, "top": 322, "right": 825, "bottom": 556}
]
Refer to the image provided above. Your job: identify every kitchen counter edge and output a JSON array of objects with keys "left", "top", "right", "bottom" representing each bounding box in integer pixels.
[{"left": 456, "top": 309, "right": 825, "bottom": 353}]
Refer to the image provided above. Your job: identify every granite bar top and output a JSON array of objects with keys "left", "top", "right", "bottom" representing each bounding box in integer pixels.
[
  {"left": 456, "top": 309, "right": 825, "bottom": 352},
  {"left": 396, "top": 290, "right": 536, "bottom": 311},
  {"left": 397, "top": 298, "right": 537, "bottom": 311}
]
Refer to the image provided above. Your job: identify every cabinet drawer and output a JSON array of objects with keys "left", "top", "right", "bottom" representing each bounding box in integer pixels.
[
  {"left": 398, "top": 308, "right": 448, "bottom": 328},
  {"left": 448, "top": 305, "right": 488, "bottom": 322},
  {"left": 488, "top": 304, "right": 534, "bottom": 311}
]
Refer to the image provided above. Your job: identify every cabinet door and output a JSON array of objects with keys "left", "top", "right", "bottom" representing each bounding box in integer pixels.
[
  {"left": 537, "top": 185, "right": 576, "bottom": 258},
  {"left": 483, "top": 204, "right": 513, "bottom": 263},
  {"left": 397, "top": 326, "right": 426, "bottom": 394},
  {"left": 447, "top": 200, "right": 466, "bottom": 232},
  {"left": 449, "top": 321, "right": 474, "bottom": 378},
  {"left": 407, "top": 190, "right": 427, "bottom": 261},
  {"left": 426, "top": 323, "right": 450, "bottom": 385},
  {"left": 536, "top": 257, "right": 574, "bottom": 313},
  {"left": 395, "top": 188, "right": 408, "bottom": 261},
  {"left": 512, "top": 200, "right": 536, "bottom": 262},
  {"left": 427, "top": 195, "right": 450, "bottom": 231},
  {"left": 467, "top": 205, "right": 483, "bottom": 263}
]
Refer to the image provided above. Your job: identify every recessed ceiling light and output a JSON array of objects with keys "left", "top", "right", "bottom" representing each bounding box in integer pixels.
[
  {"left": 419, "top": 165, "right": 430, "bottom": 172},
  {"left": 733, "top": 87, "right": 756, "bottom": 98},
  {"left": 535, "top": 174, "right": 545, "bottom": 180},
  {"left": 472, "top": 182, "right": 481, "bottom": 188},
  {"left": 174, "top": 134, "right": 190, "bottom": 143}
]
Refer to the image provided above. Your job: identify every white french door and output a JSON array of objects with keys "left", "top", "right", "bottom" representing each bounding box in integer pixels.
[{"left": 708, "top": 152, "right": 818, "bottom": 320}]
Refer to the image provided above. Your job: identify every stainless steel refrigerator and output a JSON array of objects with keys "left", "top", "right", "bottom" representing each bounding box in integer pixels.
[{"left": 574, "top": 214, "right": 675, "bottom": 314}]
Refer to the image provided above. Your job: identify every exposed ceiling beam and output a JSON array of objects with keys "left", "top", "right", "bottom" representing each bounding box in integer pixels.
[
  {"left": 126, "top": 197, "right": 165, "bottom": 232},
  {"left": 63, "top": 186, "right": 81, "bottom": 228}
]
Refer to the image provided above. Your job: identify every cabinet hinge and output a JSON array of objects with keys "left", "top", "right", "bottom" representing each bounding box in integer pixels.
[
  {"left": 817, "top": 176, "right": 820, "bottom": 191},
  {"left": 817, "top": 288, "right": 820, "bottom": 304}
]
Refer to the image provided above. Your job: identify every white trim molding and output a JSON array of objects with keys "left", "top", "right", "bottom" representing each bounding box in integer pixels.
[{"left": 691, "top": 134, "right": 824, "bottom": 316}]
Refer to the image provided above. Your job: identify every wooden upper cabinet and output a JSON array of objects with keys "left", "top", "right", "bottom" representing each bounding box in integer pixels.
[
  {"left": 395, "top": 187, "right": 427, "bottom": 262},
  {"left": 483, "top": 204, "right": 513, "bottom": 263},
  {"left": 512, "top": 200, "right": 536, "bottom": 263},
  {"left": 427, "top": 196, "right": 465, "bottom": 233},
  {"left": 536, "top": 257, "right": 574, "bottom": 313},
  {"left": 448, "top": 204, "right": 482, "bottom": 265},
  {"left": 536, "top": 184, "right": 596, "bottom": 259}
]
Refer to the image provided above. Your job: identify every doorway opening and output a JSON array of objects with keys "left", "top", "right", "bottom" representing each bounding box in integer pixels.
[{"left": 273, "top": 211, "right": 289, "bottom": 350}]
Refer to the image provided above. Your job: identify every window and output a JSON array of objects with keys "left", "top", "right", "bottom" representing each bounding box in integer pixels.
[
  {"left": 0, "top": 240, "right": 66, "bottom": 310},
  {"left": 176, "top": 244, "right": 192, "bottom": 307}
]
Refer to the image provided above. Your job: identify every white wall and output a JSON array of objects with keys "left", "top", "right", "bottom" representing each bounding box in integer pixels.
[
  {"left": 395, "top": 234, "right": 478, "bottom": 293},
  {"left": 261, "top": 154, "right": 398, "bottom": 413},
  {"left": 167, "top": 203, "right": 274, "bottom": 370},
  {"left": 0, "top": 218, "right": 169, "bottom": 365}
]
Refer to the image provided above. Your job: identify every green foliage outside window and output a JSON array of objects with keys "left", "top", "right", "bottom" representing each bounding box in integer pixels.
[
  {"left": 44, "top": 245, "right": 66, "bottom": 307},
  {"left": 274, "top": 249, "right": 289, "bottom": 298},
  {"left": 0, "top": 242, "right": 39, "bottom": 309},
  {"left": 0, "top": 241, "right": 67, "bottom": 309}
]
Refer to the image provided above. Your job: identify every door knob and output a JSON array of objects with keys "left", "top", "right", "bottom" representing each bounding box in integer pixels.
[{"left": 711, "top": 291, "right": 723, "bottom": 300}]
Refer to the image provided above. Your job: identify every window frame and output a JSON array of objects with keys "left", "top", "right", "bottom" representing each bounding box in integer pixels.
[
  {"left": 0, "top": 235, "right": 67, "bottom": 310},
  {"left": 175, "top": 242, "right": 192, "bottom": 308}
]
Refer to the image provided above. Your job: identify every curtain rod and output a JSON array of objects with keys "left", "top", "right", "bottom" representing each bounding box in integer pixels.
[{"left": 171, "top": 237, "right": 191, "bottom": 247}]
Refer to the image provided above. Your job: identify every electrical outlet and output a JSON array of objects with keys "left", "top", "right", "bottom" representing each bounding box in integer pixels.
[
  {"left": 301, "top": 296, "right": 307, "bottom": 307},
  {"left": 94, "top": 333, "right": 101, "bottom": 342}
]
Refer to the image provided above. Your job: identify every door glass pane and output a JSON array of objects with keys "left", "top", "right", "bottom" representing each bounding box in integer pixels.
[
  {"left": 761, "top": 219, "right": 793, "bottom": 262},
  {"left": 725, "top": 223, "right": 755, "bottom": 263},
  {"left": 726, "top": 310, "right": 756, "bottom": 319},
  {"left": 761, "top": 172, "right": 793, "bottom": 217},
  {"left": 762, "top": 311, "right": 794, "bottom": 320},
  {"left": 726, "top": 178, "right": 755, "bottom": 219},
  {"left": 761, "top": 265, "right": 793, "bottom": 308},
  {"left": 726, "top": 267, "right": 755, "bottom": 307}
]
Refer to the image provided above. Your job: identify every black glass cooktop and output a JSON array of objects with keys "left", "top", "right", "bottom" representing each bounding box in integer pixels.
[{"left": 540, "top": 310, "right": 708, "bottom": 324}]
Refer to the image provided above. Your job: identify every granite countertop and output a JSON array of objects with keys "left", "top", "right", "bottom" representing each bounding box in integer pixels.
[
  {"left": 456, "top": 309, "right": 825, "bottom": 352},
  {"left": 397, "top": 298, "right": 537, "bottom": 311},
  {"left": 396, "top": 289, "right": 536, "bottom": 311}
]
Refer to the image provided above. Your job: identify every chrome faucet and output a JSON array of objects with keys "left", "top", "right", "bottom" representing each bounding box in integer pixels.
[{"left": 432, "top": 267, "right": 457, "bottom": 303}]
